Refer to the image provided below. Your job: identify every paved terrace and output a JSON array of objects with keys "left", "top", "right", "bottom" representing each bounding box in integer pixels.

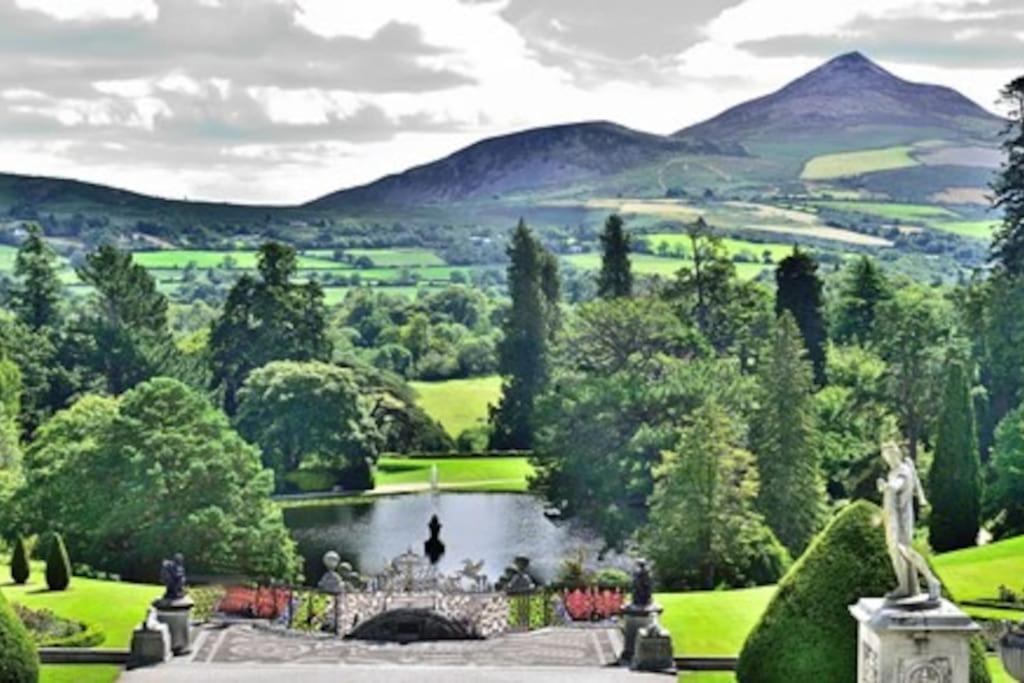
[{"left": 119, "top": 622, "right": 669, "bottom": 683}]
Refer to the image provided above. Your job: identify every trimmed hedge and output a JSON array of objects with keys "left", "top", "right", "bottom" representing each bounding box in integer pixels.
[
  {"left": 736, "top": 500, "right": 990, "bottom": 683},
  {"left": 12, "top": 605, "right": 105, "bottom": 648},
  {"left": 0, "top": 588, "right": 38, "bottom": 683},
  {"left": 10, "top": 538, "right": 29, "bottom": 585},
  {"left": 45, "top": 533, "right": 71, "bottom": 592}
]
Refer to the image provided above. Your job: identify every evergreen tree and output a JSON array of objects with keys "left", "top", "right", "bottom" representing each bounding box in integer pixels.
[
  {"left": 45, "top": 532, "right": 71, "bottom": 591},
  {"left": 991, "top": 75, "right": 1024, "bottom": 275},
  {"left": 74, "top": 245, "right": 173, "bottom": 395},
  {"left": 833, "top": 256, "right": 890, "bottom": 344},
  {"left": 209, "top": 242, "right": 332, "bottom": 414},
  {"left": 490, "top": 220, "right": 554, "bottom": 450},
  {"left": 597, "top": 213, "right": 632, "bottom": 299},
  {"left": 928, "top": 359, "right": 982, "bottom": 552},
  {"left": 9, "top": 538, "right": 29, "bottom": 585},
  {"left": 775, "top": 248, "right": 827, "bottom": 385},
  {"left": 11, "top": 224, "right": 62, "bottom": 331},
  {"left": 642, "top": 402, "right": 790, "bottom": 590},
  {"left": 752, "top": 312, "right": 827, "bottom": 556}
]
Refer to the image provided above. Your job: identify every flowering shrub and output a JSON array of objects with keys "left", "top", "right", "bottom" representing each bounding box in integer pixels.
[
  {"left": 216, "top": 586, "right": 292, "bottom": 619},
  {"left": 562, "top": 588, "right": 623, "bottom": 621}
]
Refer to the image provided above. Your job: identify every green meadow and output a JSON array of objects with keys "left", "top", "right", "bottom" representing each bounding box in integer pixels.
[
  {"left": 411, "top": 375, "right": 503, "bottom": 437},
  {"left": 801, "top": 145, "right": 919, "bottom": 180},
  {"left": 376, "top": 456, "right": 533, "bottom": 492},
  {"left": 643, "top": 234, "right": 797, "bottom": 262},
  {"left": 929, "top": 220, "right": 1001, "bottom": 240},
  {"left": 563, "top": 252, "right": 769, "bottom": 280},
  {"left": 812, "top": 200, "right": 959, "bottom": 221}
]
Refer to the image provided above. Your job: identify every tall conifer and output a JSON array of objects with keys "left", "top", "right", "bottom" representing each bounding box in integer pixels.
[{"left": 597, "top": 213, "right": 632, "bottom": 299}]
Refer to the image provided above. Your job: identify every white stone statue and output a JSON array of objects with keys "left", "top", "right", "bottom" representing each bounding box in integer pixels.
[{"left": 878, "top": 441, "right": 940, "bottom": 604}]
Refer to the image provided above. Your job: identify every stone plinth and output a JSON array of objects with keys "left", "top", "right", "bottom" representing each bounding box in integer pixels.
[
  {"left": 849, "top": 598, "right": 979, "bottom": 683},
  {"left": 153, "top": 595, "right": 194, "bottom": 655},
  {"left": 621, "top": 602, "right": 661, "bottom": 664},
  {"left": 632, "top": 618, "right": 676, "bottom": 674},
  {"left": 127, "top": 615, "right": 171, "bottom": 669}
]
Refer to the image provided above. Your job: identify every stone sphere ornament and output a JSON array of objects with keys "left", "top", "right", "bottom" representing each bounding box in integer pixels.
[{"left": 322, "top": 550, "right": 341, "bottom": 572}]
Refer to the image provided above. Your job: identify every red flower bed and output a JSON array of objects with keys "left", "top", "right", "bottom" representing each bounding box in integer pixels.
[
  {"left": 216, "top": 586, "right": 291, "bottom": 619},
  {"left": 563, "top": 588, "right": 623, "bottom": 621}
]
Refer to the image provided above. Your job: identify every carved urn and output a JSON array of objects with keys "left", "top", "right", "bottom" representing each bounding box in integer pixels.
[{"left": 1000, "top": 626, "right": 1024, "bottom": 682}]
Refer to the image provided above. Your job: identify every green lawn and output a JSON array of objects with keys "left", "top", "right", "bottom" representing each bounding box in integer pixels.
[
  {"left": 929, "top": 220, "right": 1001, "bottom": 240},
  {"left": 2, "top": 560, "right": 161, "bottom": 683},
  {"left": 934, "top": 534, "right": 1024, "bottom": 619},
  {"left": 812, "top": 200, "right": 959, "bottom": 221},
  {"left": 657, "top": 586, "right": 775, "bottom": 656},
  {"left": 376, "top": 456, "right": 533, "bottom": 492},
  {"left": 801, "top": 145, "right": 918, "bottom": 180},
  {"left": 411, "top": 375, "right": 502, "bottom": 437}
]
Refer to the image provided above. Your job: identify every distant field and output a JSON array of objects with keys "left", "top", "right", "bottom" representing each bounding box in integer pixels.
[
  {"left": 411, "top": 375, "right": 502, "bottom": 437},
  {"left": 132, "top": 249, "right": 341, "bottom": 270},
  {"left": 802, "top": 145, "right": 918, "bottom": 180},
  {"left": 812, "top": 200, "right": 959, "bottom": 221},
  {"left": 643, "top": 234, "right": 796, "bottom": 262},
  {"left": 929, "top": 219, "right": 1000, "bottom": 239},
  {"left": 343, "top": 247, "right": 446, "bottom": 267},
  {"left": 563, "top": 252, "right": 769, "bottom": 281}
]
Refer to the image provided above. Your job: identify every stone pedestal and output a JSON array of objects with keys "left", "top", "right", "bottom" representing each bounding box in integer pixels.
[
  {"left": 127, "top": 612, "right": 172, "bottom": 669},
  {"left": 621, "top": 602, "right": 661, "bottom": 664},
  {"left": 632, "top": 618, "right": 676, "bottom": 674},
  {"left": 849, "top": 598, "right": 979, "bottom": 683},
  {"left": 153, "top": 595, "right": 194, "bottom": 655}
]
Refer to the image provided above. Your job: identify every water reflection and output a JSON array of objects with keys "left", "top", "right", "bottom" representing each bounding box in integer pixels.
[{"left": 284, "top": 493, "right": 616, "bottom": 584}]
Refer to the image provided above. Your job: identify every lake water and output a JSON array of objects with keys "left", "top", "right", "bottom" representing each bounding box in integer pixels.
[{"left": 284, "top": 492, "right": 618, "bottom": 584}]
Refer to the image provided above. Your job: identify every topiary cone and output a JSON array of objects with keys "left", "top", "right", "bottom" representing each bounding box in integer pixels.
[
  {"left": 0, "top": 587, "right": 39, "bottom": 683},
  {"left": 9, "top": 538, "right": 29, "bottom": 585},
  {"left": 44, "top": 533, "right": 70, "bottom": 592}
]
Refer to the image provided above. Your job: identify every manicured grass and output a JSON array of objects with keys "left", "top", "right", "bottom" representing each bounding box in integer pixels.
[
  {"left": 657, "top": 586, "right": 775, "bottom": 656},
  {"left": 934, "top": 534, "right": 1024, "bottom": 609},
  {"left": 343, "top": 248, "right": 446, "bottom": 268},
  {"left": 1, "top": 561, "right": 161, "bottom": 648},
  {"left": 376, "top": 456, "right": 533, "bottom": 492},
  {"left": 929, "top": 220, "right": 1000, "bottom": 239},
  {"left": 801, "top": 145, "right": 918, "bottom": 180},
  {"left": 411, "top": 375, "right": 502, "bottom": 437},
  {"left": 812, "top": 200, "right": 959, "bottom": 221},
  {"left": 41, "top": 664, "right": 121, "bottom": 683}
]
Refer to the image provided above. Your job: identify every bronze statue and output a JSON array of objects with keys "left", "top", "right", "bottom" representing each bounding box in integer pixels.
[
  {"left": 424, "top": 515, "right": 446, "bottom": 565},
  {"left": 632, "top": 560, "right": 653, "bottom": 607},
  {"left": 159, "top": 553, "right": 187, "bottom": 602}
]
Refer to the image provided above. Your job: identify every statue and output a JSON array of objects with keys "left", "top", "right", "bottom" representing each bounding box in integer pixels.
[
  {"left": 878, "top": 442, "right": 940, "bottom": 605},
  {"left": 631, "top": 560, "right": 653, "bottom": 608},
  {"left": 159, "top": 553, "right": 187, "bottom": 602},
  {"left": 424, "top": 515, "right": 446, "bottom": 565}
]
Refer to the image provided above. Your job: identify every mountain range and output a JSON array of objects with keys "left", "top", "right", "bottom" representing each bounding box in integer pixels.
[{"left": 0, "top": 52, "right": 1006, "bottom": 238}]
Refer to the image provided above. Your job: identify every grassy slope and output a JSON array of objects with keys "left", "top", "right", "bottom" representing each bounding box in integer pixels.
[
  {"left": 643, "top": 234, "right": 797, "bottom": 262},
  {"left": 929, "top": 219, "right": 1000, "bottom": 239},
  {"left": 410, "top": 375, "right": 502, "bottom": 437},
  {"left": 801, "top": 145, "right": 918, "bottom": 180},
  {"left": 934, "top": 535, "right": 1024, "bottom": 611},
  {"left": 657, "top": 586, "right": 774, "bottom": 656},
  {"left": 812, "top": 200, "right": 959, "bottom": 221},
  {"left": 343, "top": 248, "right": 446, "bottom": 267}
]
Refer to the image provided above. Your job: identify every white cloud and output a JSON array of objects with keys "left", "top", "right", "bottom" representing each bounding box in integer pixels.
[{"left": 0, "top": 0, "right": 1018, "bottom": 203}]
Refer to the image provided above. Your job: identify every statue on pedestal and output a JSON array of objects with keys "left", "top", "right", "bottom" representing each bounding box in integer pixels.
[
  {"left": 424, "top": 515, "right": 445, "bottom": 565},
  {"left": 631, "top": 560, "right": 653, "bottom": 608},
  {"left": 878, "top": 442, "right": 940, "bottom": 605},
  {"left": 159, "top": 553, "right": 188, "bottom": 603}
]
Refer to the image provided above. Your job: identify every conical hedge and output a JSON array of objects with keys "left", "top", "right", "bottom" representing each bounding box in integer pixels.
[
  {"left": 10, "top": 538, "right": 29, "bottom": 585},
  {"left": 0, "top": 588, "right": 38, "bottom": 683},
  {"left": 44, "top": 533, "right": 70, "bottom": 592},
  {"left": 736, "top": 500, "right": 990, "bottom": 683}
]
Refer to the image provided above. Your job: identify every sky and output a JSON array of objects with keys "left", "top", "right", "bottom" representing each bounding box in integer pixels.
[{"left": 0, "top": 0, "right": 1021, "bottom": 205}]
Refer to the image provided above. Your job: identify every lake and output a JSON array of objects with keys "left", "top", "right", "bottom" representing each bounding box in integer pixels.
[{"left": 284, "top": 492, "right": 619, "bottom": 584}]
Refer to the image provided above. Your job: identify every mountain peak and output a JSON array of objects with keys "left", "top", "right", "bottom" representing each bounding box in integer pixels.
[{"left": 674, "top": 51, "right": 1001, "bottom": 141}]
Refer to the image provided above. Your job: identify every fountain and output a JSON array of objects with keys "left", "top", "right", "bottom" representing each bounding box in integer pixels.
[{"left": 429, "top": 463, "right": 439, "bottom": 493}]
